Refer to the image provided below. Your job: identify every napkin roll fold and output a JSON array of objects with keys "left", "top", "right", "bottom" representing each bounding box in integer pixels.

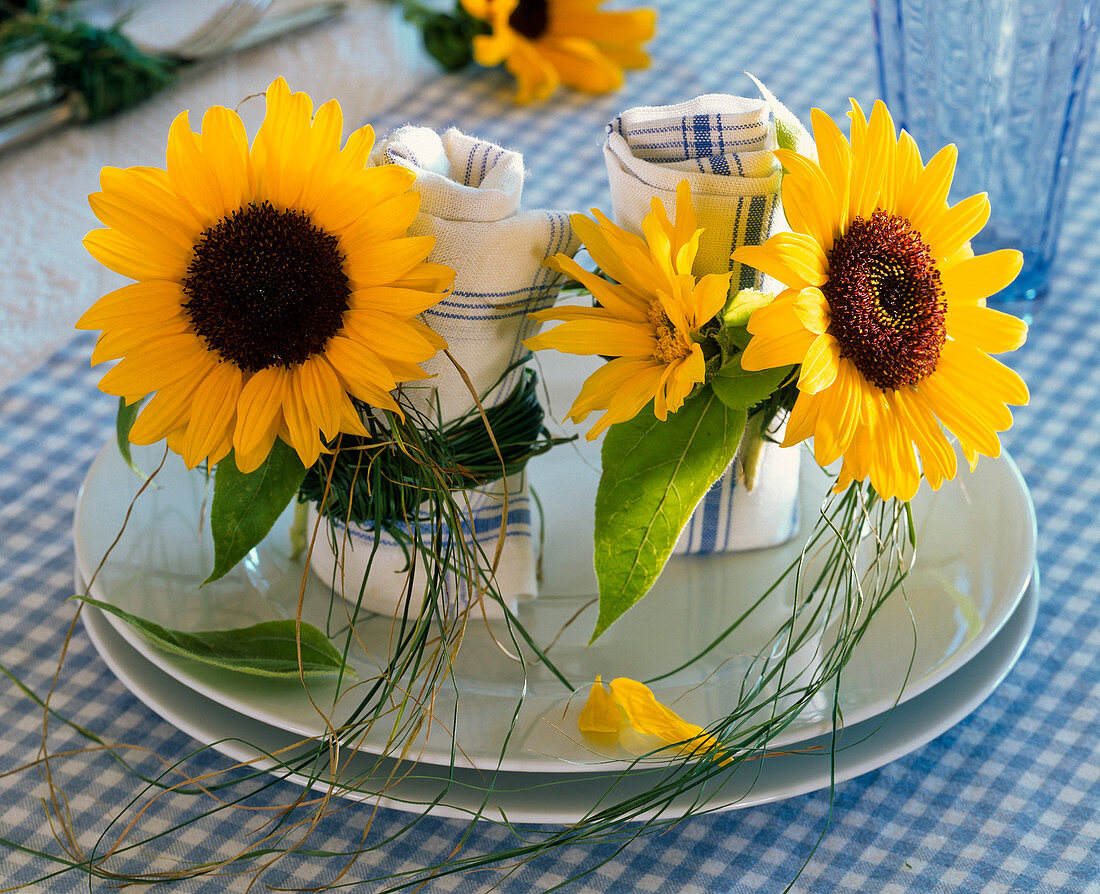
[
  {"left": 604, "top": 95, "right": 801, "bottom": 555},
  {"left": 309, "top": 127, "right": 579, "bottom": 617}
]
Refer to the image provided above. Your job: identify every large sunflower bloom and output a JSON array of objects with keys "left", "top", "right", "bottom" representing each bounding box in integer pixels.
[
  {"left": 460, "top": 0, "right": 655, "bottom": 103},
  {"left": 733, "top": 100, "right": 1028, "bottom": 502},
  {"left": 78, "top": 78, "right": 452, "bottom": 474},
  {"left": 525, "top": 180, "right": 731, "bottom": 439}
]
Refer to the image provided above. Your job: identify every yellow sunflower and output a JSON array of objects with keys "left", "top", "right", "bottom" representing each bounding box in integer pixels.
[
  {"left": 78, "top": 77, "right": 452, "bottom": 474},
  {"left": 460, "top": 0, "right": 655, "bottom": 103},
  {"left": 733, "top": 100, "right": 1028, "bottom": 502},
  {"left": 525, "top": 180, "right": 730, "bottom": 439}
]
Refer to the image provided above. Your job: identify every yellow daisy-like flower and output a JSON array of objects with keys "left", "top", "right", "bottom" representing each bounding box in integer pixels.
[
  {"left": 525, "top": 180, "right": 731, "bottom": 440},
  {"left": 78, "top": 78, "right": 453, "bottom": 474},
  {"left": 460, "top": 0, "right": 656, "bottom": 103},
  {"left": 732, "top": 100, "right": 1029, "bottom": 502}
]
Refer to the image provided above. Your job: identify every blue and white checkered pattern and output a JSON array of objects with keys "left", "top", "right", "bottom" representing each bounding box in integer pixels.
[{"left": 2, "top": 0, "right": 1099, "bottom": 891}]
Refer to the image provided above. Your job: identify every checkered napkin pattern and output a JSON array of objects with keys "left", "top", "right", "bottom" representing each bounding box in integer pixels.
[
  {"left": 605, "top": 96, "right": 800, "bottom": 554},
  {"left": 308, "top": 127, "right": 579, "bottom": 616}
]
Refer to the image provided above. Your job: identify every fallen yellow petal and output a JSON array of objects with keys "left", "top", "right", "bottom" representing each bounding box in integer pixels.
[{"left": 578, "top": 675, "right": 625, "bottom": 735}]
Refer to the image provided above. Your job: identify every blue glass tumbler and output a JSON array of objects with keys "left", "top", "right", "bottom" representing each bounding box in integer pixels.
[{"left": 872, "top": 0, "right": 1099, "bottom": 308}]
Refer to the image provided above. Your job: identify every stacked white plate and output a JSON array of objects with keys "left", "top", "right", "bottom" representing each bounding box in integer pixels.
[{"left": 74, "top": 358, "right": 1038, "bottom": 823}]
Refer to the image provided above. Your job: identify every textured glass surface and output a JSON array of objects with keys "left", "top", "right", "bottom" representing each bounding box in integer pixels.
[{"left": 873, "top": 0, "right": 1100, "bottom": 305}]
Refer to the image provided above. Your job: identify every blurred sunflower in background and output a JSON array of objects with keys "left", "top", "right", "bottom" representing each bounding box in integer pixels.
[
  {"left": 79, "top": 77, "right": 452, "bottom": 474},
  {"left": 733, "top": 100, "right": 1028, "bottom": 503},
  {"left": 460, "top": 0, "right": 656, "bottom": 102},
  {"left": 526, "top": 180, "right": 731, "bottom": 439}
]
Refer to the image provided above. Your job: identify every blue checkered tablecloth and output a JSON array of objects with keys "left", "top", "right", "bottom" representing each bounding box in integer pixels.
[{"left": 1, "top": 0, "right": 1098, "bottom": 890}]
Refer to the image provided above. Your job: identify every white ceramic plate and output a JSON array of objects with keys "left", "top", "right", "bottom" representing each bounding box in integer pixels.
[
  {"left": 73, "top": 405, "right": 1036, "bottom": 774},
  {"left": 72, "top": 352, "right": 1037, "bottom": 772},
  {"left": 78, "top": 569, "right": 1038, "bottom": 823}
]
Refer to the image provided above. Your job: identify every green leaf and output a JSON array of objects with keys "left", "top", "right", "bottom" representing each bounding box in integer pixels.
[
  {"left": 116, "top": 396, "right": 146, "bottom": 479},
  {"left": 592, "top": 390, "right": 747, "bottom": 641},
  {"left": 746, "top": 72, "right": 815, "bottom": 159},
  {"left": 74, "top": 595, "right": 349, "bottom": 678},
  {"left": 722, "top": 288, "right": 775, "bottom": 328},
  {"left": 711, "top": 355, "right": 794, "bottom": 411},
  {"left": 206, "top": 440, "right": 307, "bottom": 584}
]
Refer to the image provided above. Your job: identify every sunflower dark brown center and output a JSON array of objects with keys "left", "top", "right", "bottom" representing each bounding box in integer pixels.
[
  {"left": 181, "top": 201, "right": 349, "bottom": 373},
  {"left": 823, "top": 210, "right": 946, "bottom": 391},
  {"left": 508, "top": 0, "right": 548, "bottom": 39}
]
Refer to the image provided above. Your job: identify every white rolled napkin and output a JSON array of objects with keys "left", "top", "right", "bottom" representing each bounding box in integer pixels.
[
  {"left": 308, "top": 127, "right": 579, "bottom": 617},
  {"left": 603, "top": 95, "right": 800, "bottom": 555}
]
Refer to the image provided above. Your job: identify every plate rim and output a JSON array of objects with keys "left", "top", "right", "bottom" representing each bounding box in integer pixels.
[
  {"left": 77, "top": 567, "right": 1039, "bottom": 823},
  {"left": 72, "top": 439, "right": 1038, "bottom": 772}
]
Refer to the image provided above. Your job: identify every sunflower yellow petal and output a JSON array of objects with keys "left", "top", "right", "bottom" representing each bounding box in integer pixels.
[
  {"left": 348, "top": 284, "right": 447, "bottom": 318},
  {"left": 164, "top": 111, "right": 225, "bottom": 226},
  {"left": 939, "top": 249, "right": 1023, "bottom": 304},
  {"left": 296, "top": 355, "right": 342, "bottom": 442},
  {"left": 501, "top": 37, "right": 560, "bottom": 102},
  {"left": 526, "top": 319, "right": 656, "bottom": 357},
  {"left": 180, "top": 360, "right": 242, "bottom": 468},
  {"left": 891, "top": 387, "right": 957, "bottom": 490},
  {"left": 782, "top": 390, "right": 821, "bottom": 447},
  {"left": 532, "top": 36, "right": 623, "bottom": 94},
  {"left": 797, "top": 333, "right": 840, "bottom": 394},
  {"left": 914, "top": 372, "right": 1003, "bottom": 460},
  {"left": 641, "top": 197, "right": 675, "bottom": 284},
  {"left": 83, "top": 228, "right": 188, "bottom": 283},
  {"left": 899, "top": 143, "right": 957, "bottom": 234},
  {"left": 733, "top": 236, "right": 825, "bottom": 291},
  {"left": 780, "top": 173, "right": 839, "bottom": 254},
  {"left": 792, "top": 288, "right": 830, "bottom": 335},
  {"left": 946, "top": 303, "right": 1028, "bottom": 354},
  {"left": 341, "top": 310, "right": 439, "bottom": 365},
  {"left": 99, "top": 165, "right": 204, "bottom": 232},
  {"left": 810, "top": 107, "right": 852, "bottom": 232},
  {"left": 199, "top": 104, "right": 251, "bottom": 218},
  {"left": 574, "top": 360, "right": 664, "bottom": 439},
  {"left": 337, "top": 191, "right": 422, "bottom": 253},
  {"left": 281, "top": 371, "right": 323, "bottom": 469},
  {"left": 811, "top": 358, "right": 862, "bottom": 465},
  {"left": 922, "top": 192, "right": 990, "bottom": 261},
  {"left": 128, "top": 373, "right": 208, "bottom": 446},
  {"left": 391, "top": 262, "right": 456, "bottom": 294},
  {"left": 544, "top": 253, "right": 649, "bottom": 322},
  {"left": 97, "top": 335, "right": 210, "bottom": 395},
  {"left": 574, "top": 210, "right": 662, "bottom": 299},
  {"left": 90, "top": 319, "right": 189, "bottom": 365},
  {"left": 938, "top": 340, "right": 1029, "bottom": 407},
  {"left": 88, "top": 192, "right": 197, "bottom": 267},
  {"left": 848, "top": 100, "right": 895, "bottom": 219},
  {"left": 310, "top": 164, "right": 416, "bottom": 233},
  {"left": 689, "top": 273, "right": 734, "bottom": 328},
  {"left": 672, "top": 179, "right": 699, "bottom": 268},
  {"left": 76, "top": 281, "right": 187, "bottom": 331},
  {"left": 233, "top": 367, "right": 287, "bottom": 462},
  {"left": 345, "top": 235, "right": 436, "bottom": 288}
]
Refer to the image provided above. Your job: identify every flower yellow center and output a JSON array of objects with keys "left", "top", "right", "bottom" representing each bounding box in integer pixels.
[
  {"left": 509, "top": 0, "right": 548, "bottom": 39},
  {"left": 824, "top": 210, "right": 946, "bottom": 391},
  {"left": 181, "top": 201, "right": 350, "bottom": 373},
  {"left": 648, "top": 300, "right": 690, "bottom": 365}
]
